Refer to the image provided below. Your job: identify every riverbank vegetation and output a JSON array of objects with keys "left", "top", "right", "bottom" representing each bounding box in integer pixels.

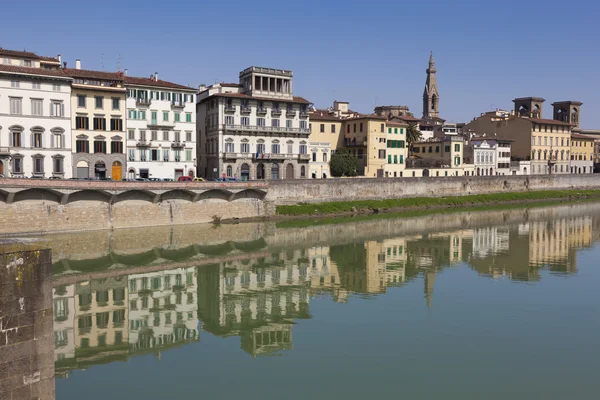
[{"left": 275, "top": 189, "right": 600, "bottom": 216}]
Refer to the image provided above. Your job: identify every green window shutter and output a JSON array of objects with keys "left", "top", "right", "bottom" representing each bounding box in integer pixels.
[
  {"left": 387, "top": 141, "right": 391, "bottom": 148},
  {"left": 388, "top": 155, "right": 392, "bottom": 163},
  {"left": 394, "top": 155, "right": 398, "bottom": 164},
  {"left": 400, "top": 155, "right": 404, "bottom": 164},
  {"left": 388, "top": 128, "right": 392, "bottom": 133},
  {"left": 394, "top": 128, "right": 398, "bottom": 134}
]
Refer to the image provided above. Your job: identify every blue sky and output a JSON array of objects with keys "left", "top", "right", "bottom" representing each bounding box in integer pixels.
[{"left": 2, "top": 0, "right": 599, "bottom": 127}]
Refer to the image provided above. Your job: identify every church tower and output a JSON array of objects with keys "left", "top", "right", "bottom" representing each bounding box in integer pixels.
[{"left": 423, "top": 52, "right": 440, "bottom": 119}]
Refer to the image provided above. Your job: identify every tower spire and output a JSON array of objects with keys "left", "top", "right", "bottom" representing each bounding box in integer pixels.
[{"left": 423, "top": 52, "right": 440, "bottom": 119}]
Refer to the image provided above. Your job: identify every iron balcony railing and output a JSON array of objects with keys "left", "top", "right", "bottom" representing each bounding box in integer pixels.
[{"left": 219, "top": 124, "right": 310, "bottom": 134}]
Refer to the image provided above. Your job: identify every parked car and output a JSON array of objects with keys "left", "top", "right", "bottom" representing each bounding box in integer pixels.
[
  {"left": 148, "top": 178, "right": 162, "bottom": 182},
  {"left": 48, "top": 176, "right": 62, "bottom": 180},
  {"left": 30, "top": 175, "right": 43, "bottom": 179},
  {"left": 193, "top": 177, "right": 205, "bottom": 182},
  {"left": 163, "top": 178, "right": 174, "bottom": 182},
  {"left": 177, "top": 176, "right": 192, "bottom": 182}
]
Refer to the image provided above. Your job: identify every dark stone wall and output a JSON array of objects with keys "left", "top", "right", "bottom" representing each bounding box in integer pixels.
[{"left": 0, "top": 241, "right": 54, "bottom": 400}]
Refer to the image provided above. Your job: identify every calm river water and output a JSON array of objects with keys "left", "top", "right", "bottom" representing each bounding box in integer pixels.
[{"left": 46, "top": 202, "right": 600, "bottom": 399}]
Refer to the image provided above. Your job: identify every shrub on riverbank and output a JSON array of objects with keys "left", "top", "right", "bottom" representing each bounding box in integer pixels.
[{"left": 276, "top": 189, "right": 600, "bottom": 216}]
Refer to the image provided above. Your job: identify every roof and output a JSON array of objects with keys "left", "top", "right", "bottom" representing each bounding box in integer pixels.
[
  {"left": 65, "top": 68, "right": 124, "bottom": 81},
  {"left": 396, "top": 115, "right": 421, "bottom": 122},
  {"left": 386, "top": 120, "right": 409, "bottom": 127},
  {"left": 552, "top": 100, "right": 583, "bottom": 106},
  {"left": 203, "top": 92, "right": 311, "bottom": 104},
  {"left": 345, "top": 113, "right": 386, "bottom": 121},
  {"left": 513, "top": 97, "right": 545, "bottom": 102},
  {"left": 124, "top": 75, "right": 196, "bottom": 91},
  {"left": 529, "top": 118, "right": 573, "bottom": 126},
  {"left": 40, "top": 56, "right": 60, "bottom": 63},
  {"left": 219, "top": 82, "right": 241, "bottom": 88},
  {"left": 0, "top": 48, "right": 41, "bottom": 60},
  {"left": 470, "top": 136, "right": 514, "bottom": 143},
  {"left": 309, "top": 113, "right": 343, "bottom": 122},
  {"left": 0, "top": 64, "right": 71, "bottom": 79},
  {"left": 571, "top": 133, "right": 596, "bottom": 140}
]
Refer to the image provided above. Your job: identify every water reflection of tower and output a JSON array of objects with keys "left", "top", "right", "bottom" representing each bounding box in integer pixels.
[{"left": 424, "top": 270, "right": 436, "bottom": 310}]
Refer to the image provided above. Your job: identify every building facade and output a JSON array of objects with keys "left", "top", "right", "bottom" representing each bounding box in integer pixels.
[
  {"left": 0, "top": 49, "right": 73, "bottom": 178},
  {"left": 197, "top": 67, "right": 311, "bottom": 180},
  {"left": 569, "top": 133, "right": 594, "bottom": 174},
  {"left": 464, "top": 137, "right": 513, "bottom": 176},
  {"left": 408, "top": 135, "right": 472, "bottom": 177},
  {"left": 66, "top": 61, "right": 127, "bottom": 179},
  {"left": 124, "top": 74, "right": 196, "bottom": 180}
]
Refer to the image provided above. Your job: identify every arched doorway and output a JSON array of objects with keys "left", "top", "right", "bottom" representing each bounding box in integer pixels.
[
  {"left": 489, "top": 168, "right": 493, "bottom": 176},
  {"left": 271, "top": 163, "right": 280, "bottom": 180},
  {"left": 76, "top": 160, "right": 89, "bottom": 179},
  {"left": 128, "top": 169, "right": 136, "bottom": 179},
  {"left": 477, "top": 168, "right": 480, "bottom": 176},
  {"left": 111, "top": 161, "right": 122, "bottom": 181},
  {"left": 423, "top": 169, "right": 430, "bottom": 177},
  {"left": 256, "top": 163, "right": 265, "bottom": 180},
  {"left": 300, "top": 166, "right": 306, "bottom": 178},
  {"left": 0, "top": 161, "right": 3, "bottom": 176},
  {"left": 285, "top": 164, "right": 294, "bottom": 180},
  {"left": 241, "top": 163, "right": 250, "bottom": 181},
  {"left": 523, "top": 167, "right": 527, "bottom": 175},
  {"left": 188, "top": 169, "right": 194, "bottom": 177},
  {"left": 94, "top": 162, "right": 106, "bottom": 178}
]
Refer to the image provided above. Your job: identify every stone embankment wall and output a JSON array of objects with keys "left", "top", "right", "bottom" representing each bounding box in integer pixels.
[
  {"left": 2, "top": 175, "right": 600, "bottom": 234},
  {"left": 265, "top": 174, "right": 600, "bottom": 204},
  {"left": 0, "top": 241, "right": 55, "bottom": 400}
]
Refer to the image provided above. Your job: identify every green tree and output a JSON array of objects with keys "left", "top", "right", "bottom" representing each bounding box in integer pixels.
[
  {"left": 406, "top": 122, "right": 422, "bottom": 156},
  {"left": 330, "top": 148, "right": 358, "bottom": 177}
]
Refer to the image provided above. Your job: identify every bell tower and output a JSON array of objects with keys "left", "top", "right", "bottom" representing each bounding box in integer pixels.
[
  {"left": 423, "top": 52, "right": 440, "bottom": 119},
  {"left": 552, "top": 101, "right": 582, "bottom": 128}
]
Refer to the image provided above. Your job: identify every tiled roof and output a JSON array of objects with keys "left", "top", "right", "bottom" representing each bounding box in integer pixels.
[
  {"left": 0, "top": 48, "right": 41, "bottom": 60},
  {"left": 219, "top": 83, "right": 241, "bottom": 88},
  {"left": 40, "top": 56, "right": 60, "bottom": 63},
  {"left": 386, "top": 120, "right": 409, "bottom": 127},
  {"left": 345, "top": 113, "right": 386, "bottom": 121},
  {"left": 206, "top": 92, "right": 311, "bottom": 104},
  {"left": 65, "top": 68, "right": 124, "bottom": 81},
  {"left": 124, "top": 75, "right": 196, "bottom": 91},
  {"left": 0, "top": 64, "right": 70, "bottom": 79},
  {"left": 529, "top": 118, "right": 573, "bottom": 126},
  {"left": 309, "top": 110, "right": 343, "bottom": 121},
  {"left": 571, "top": 133, "right": 596, "bottom": 140},
  {"left": 395, "top": 115, "right": 421, "bottom": 122}
]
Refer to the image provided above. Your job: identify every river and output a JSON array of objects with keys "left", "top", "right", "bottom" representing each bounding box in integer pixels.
[{"left": 43, "top": 202, "right": 600, "bottom": 399}]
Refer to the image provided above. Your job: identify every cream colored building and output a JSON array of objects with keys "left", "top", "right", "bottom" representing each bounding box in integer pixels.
[
  {"left": 408, "top": 135, "right": 473, "bottom": 177},
  {"left": 66, "top": 60, "right": 126, "bottom": 179},
  {"left": 570, "top": 133, "right": 594, "bottom": 174}
]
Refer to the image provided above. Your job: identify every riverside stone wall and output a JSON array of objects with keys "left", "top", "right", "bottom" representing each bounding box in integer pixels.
[
  {"left": 2, "top": 175, "right": 600, "bottom": 234},
  {"left": 0, "top": 241, "right": 54, "bottom": 400}
]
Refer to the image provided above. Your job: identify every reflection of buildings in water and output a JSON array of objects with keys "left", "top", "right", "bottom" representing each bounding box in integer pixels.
[
  {"left": 472, "top": 227, "right": 510, "bottom": 259},
  {"left": 53, "top": 285, "right": 75, "bottom": 369},
  {"left": 128, "top": 267, "right": 199, "bottom": 355},
  {"left": 197, "top": 257, "right": 312, "bottom": 357}
]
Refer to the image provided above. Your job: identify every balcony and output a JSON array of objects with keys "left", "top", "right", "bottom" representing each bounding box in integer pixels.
[
  {"left": 171, "top": 101, "right": 185, "bottom": 109},
  {"left": 136, "top": 140, "right": 151, "bottom": 148},
  {"left": 224, "top": 152, "right": 251, "bottom": 160},
  {"left": 240, "top": 106, "right": 252, "bottom": 114},
  {"left": 253, "top": 153, "right": 295, "bottom": 160},
  {"left": 300, "top": 110, "right": 309, "bottom": 118},
  {"left": 0, "top": 146, "right": 10, "bottom": 156},
  {"left": 271, "top": 108, "right": 282, "bottom": 117},
  {"left": 221, "top": 124, "right": 310, "bottom": 135},
  {"left": 298, "top": 154, "right": 311, "bottom": 161},
  {"left": 148, "top": 120, "right": 175, "bottom": 129},
  {"left": 136, "top": 98, "right": 151, "bottom": 107},
  {"left": 171, "top": 141, "right": 185, "bottom": 149},
  {"left": 286, "top": 109, "right": 296, "bottom": 118},
  {"left": 224, "top": 104, "right": 236, "bottom": 113},
  {"left": 256, "top": 107, "right": 267, "bottom": 115}
]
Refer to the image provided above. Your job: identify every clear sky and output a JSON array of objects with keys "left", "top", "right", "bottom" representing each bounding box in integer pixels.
[{"left": 2, "top": 0, "right": 599, "bottom": 128}]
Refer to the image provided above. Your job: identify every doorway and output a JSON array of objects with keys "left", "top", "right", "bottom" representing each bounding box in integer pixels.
[
  {"left": 77, "top": 160, "right": 89, "bottom": 179},
  {"left": 257, "top": 163, "right": 265, "bottom": 180},
  {"left": 140, "top": 169, "right": 150, "bottom": 179},
  {"left": 271, "top": 164, "right": 280, "bottom": 180},
  {"left": 94, "top": 162, "right": 106, "bottom": 178},
  {"left": 111, "top": 161, "right": 122, "bottom": 181},
  {"left": 241, "top": 163, "right": 250, "bottom": 181},
  {"left": 285, "top": 164, "right": 294, "bottom": 179}
]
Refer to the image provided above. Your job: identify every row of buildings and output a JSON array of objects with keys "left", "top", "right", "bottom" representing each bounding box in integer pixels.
[{"left": 1, "top": 46, "right": 599, "bottom": 179}]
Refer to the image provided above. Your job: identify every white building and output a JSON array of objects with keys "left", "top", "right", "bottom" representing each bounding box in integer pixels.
[
  {"left": 197, "top": 66, "right": 312, "bottom": 181},
  {"left": 0, "top": 48, "right": 73, "bottom": 178},
  {"left": 308, "top": 141, "right": 331, "bottom": 179},
  {"left": 125, "top": 74, "right": 197, "bottom": 180},
  {"left": 466, "top": 136, "right": 512, "bottom": 176}
]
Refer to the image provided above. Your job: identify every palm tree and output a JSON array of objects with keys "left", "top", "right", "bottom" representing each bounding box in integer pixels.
[{"left": 406, "top": 122, "right": 422, "bottom": 157}]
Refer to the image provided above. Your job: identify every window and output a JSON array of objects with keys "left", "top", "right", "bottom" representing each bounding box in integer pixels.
[
  {"left": 312, "top": 152, "right": 317, "bottom": 162},
  {"left": 226, "top": 116, "right": 235, "bottom": 125},
  {"left": 94, "top": 140, "right": 107, "bottom": 154},
  {"left": 76, "top": 140, "right": 89, "bottom": 153},
  {"left": 359, "top": 123, "right": 363, "bottom": 132},
  {"left": 163, "top": 131, "right": 169, "bottom": 141},
  {"left": 12, "top": 156, "right": 23, "bottom": 173},
  {"left": 272, "top": 119, "right": 280, "bottom": 127},
  {"left": 150, "top": 149, "right": 159, "bottom": 161},
  {"left": 241, "top": 142, "right": 250, "bottom": 153},
  {"left": 50, "top": 101, "right": 64, "bottom": 117},
  {"left": 31, "top": 99, "right": 43, "bottom": 116},
  {"left": 151, "top": 130, "right": 158, "bottom": 141},
  {"left": 286, "top": 119, "right": 292, "bottom": 128},
  {"left": 33, "top": 156, "right": 44, "bottom": 174},
  {"left": 112, "top": 98, "right": 120, "bottom": 110},
  {"left": 174, "top": 131, "right": 180, "bottom": 141},
  {"left": 332, "top": 124, "right": 336, "bottom": 133},
  {"left": 32, "top": 82, "right": 41, "bottom": 90},
  {"left": 95, "top": 96, "right": 103, "bottom": 109},
  {"left": 225, "top": 142, "right": 234, "bottom": 153},
  {"left": 11, "top": 81, "right": 19, "bottom": 88},
  {"left": 76, "top": 116, "right": 89, "bottom": 130},
  {"left": 93, "top": 117, "right": 106, "bottom": 131},
  {"left": 378, "top": 149, "right": 386, "bottom": 159},
  {"left": 53, "top": 132, "right": 63, "bottom": 148},
  {"left": 111, "top": 141, "right": 123, "bottom": 154},
  {"left": 140, "top": 149, "right": 147, "bottom": 161},
  {"left": 299, "top": 143, "right": 307, "bottom": 154},
  {"left": 23, "top": 60, "right": 32, "bottom": 67},
  {"left": 128, "top": 129, "right": 135, "bottom": 140},
  {"left": 163, "top": 149, "right": 169, "bottom": 161},
  {"left": 186, "top": 113, "right": 192, "bottom": 122},
  {"left": 9, "top": 97, "right": 22, "bottom": 115},
  {"left": 53, "top": 157, "right": 64, "bottom": 174},
  {"left": 257, "top": 143, "right": 266, "bottom": 154},
  {"left": 300, "top": 120, "right": 308, "bottom": 129},
  {"left": 241, "top": 117, "right": 249, "bottom": 126},
  {"left": 445, "top": 145, "right": 450, "bottom": 152},
  {"left": 320, "top": 124, "right": 325, "bottom": 133},
  {"left": 174, "top": 150, "right": 181, "bottom": 162},
  {"left": 186, "top": 149, "right": 192, "bottom": 161},
  {"left": 287, "top": 143, "right": 293, "bottom": 154},
  {"left": 323, "top": 153, "right": 328, "bottom": 162},
  {"left": 454, "top": 144, "right": 460, "bottom": 152},
  {"left": 174, "top": 112, "right": 180, "bottom": 122},
  {"left": 271, "top": 143, "right": 280, "bottom": 154},
  {"left": 186, "top": 131, "right": 192, "bottom": 142},
  {"left": 32, "top": 131, "right": 43, "bottom": 148},
  {"left": 128, "top": 149, "right": 135, "bottom": 161},
  {"left": 52, "top": 84, "right": 61, "bottom": 92},
  {"left": 140, "top": 130, "right": 146, "bottom": 141},
  {"left": 163, "top": 111, "right": 169, "bottom": 121},
  {"left": 110, "top": 118, "right": 123, "bottom": 131}
]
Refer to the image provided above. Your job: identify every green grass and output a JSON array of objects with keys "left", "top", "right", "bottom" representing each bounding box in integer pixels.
[{"left": 275, "top": 189, "right": 600, "bottom": 216}]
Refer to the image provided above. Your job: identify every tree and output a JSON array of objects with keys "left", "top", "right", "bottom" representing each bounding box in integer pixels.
[
  {"left": 406, "top": 122, "right": 422, "bottom": 156},
  {"left": 330, "top": 148, "right": 358, "bottom": 177}
]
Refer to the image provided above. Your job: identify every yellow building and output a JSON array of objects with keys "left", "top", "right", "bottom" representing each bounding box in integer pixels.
[
  {"left": 408, "top": 136, "right": 473, "bottom": 177},
  {"left": 384, "top": 120, "right": 408, "bottom": 177},
  {"left": 570, "top": 133, "right": 594, "bottom": 174},
  {"left": 343, "top": 114, "right": 389, "bottom": 177},
  {"left": 66, "top": 62, "right": 127, "bottom": 179}
]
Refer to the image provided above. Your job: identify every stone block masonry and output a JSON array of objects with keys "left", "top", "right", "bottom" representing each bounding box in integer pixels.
[{"left": 0, "top": 240, "right": 55, "bottom": 400}]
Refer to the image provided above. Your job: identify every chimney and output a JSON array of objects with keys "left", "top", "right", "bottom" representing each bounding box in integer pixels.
[
  {"left": 155, "top": 72, "right": 158, "bottom": 81},
  {"left": 58, "top": 54, "right": 62, "bottom": 63},
  {"left": 199, "top": 84, "right": 207, "bottom": 92},
  {"left": 75, "top": 59, "right": 81, "bottom": 70},
  {"left": 63, "top": 61, "right": 67, "bottom": 69},
  {"left": 124, "top": 68, "right": 128, "bottom": 76}
]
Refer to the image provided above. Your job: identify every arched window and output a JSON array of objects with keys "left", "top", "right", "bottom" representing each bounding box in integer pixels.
[
  {"left": 300, "top": 166, "right": 306, "bottom": 178},
  {"left": 226, "top": 165, "right": 232, "bottom": 177},
  {"left": 9, "top": 125, "right": 24, "bottom": 148},
  {"left": 271, "top": 163, "right": 280, "bottom": 180},
  {"left": 31, "top": 127, "right": 45, "bottom": 149}
]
